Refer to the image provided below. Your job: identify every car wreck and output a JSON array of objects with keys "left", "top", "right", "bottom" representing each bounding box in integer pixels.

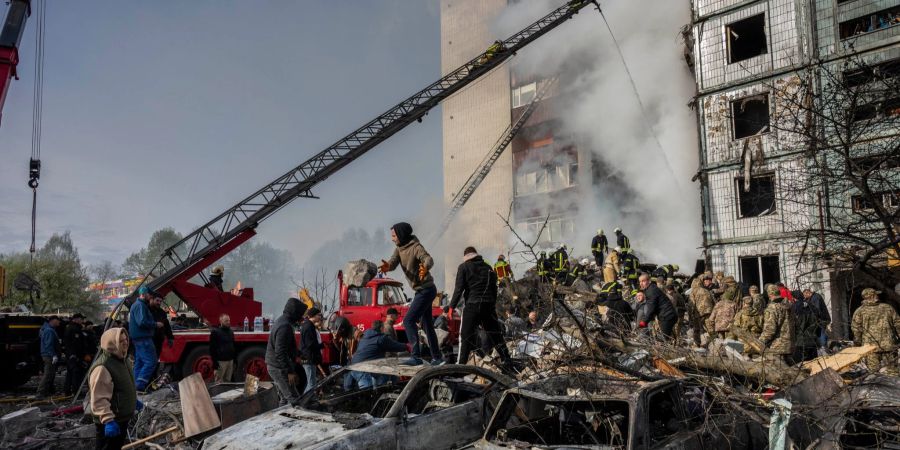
[
  {"left": 472, "top": 373, "right": 766, "bottom": 450},
  {"left": 202, "top": 361, "right": 513, "bottom": 450}
]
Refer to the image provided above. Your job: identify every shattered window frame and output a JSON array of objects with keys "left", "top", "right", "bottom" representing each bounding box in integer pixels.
[
  {"left": 725, "top": 13, "right": 768, "bottom": 64},
  {"left": 734, "top": 173, "right": 777, "bottom": 218},
  {"left": 839, "top": 5, "right": 900, "bottom": 40},
  {"left": 730, "top": 94, "right": 771, "bottom": 140},
  {"left": 739, "top": 254, "right": 781, "bottom": 288}
]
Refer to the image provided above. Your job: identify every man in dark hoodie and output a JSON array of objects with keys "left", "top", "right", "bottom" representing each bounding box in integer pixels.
[
  {"left": 379, "top": 222, "right": 443, "bottom": 366},
  {"left": 347, "top": 320, "right": 408, "bottom": 389},
  {"left": 449, "top": 247, "right": 512, "bottom": 367},
  {"left": 266, "top": 297, "right": 308, "bottom": 406}
]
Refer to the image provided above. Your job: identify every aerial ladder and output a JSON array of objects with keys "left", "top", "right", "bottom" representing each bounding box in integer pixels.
[
  {"left": 114, "top": 0, "right": 599, "bottom": 324},
  {"left": 433, "top": 77, "right": 558, "bottom": 241},
  {"left": 0, "top": 0, "right": 29, "bottom": 127}
]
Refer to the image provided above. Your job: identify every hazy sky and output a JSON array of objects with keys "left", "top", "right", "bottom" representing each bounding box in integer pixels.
[{"left": 0, "top": 1, "right": 444, "bottom": 267}]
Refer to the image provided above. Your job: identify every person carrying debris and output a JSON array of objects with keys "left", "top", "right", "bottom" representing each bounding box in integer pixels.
[
  {"left": 687, "top": 275, "right": 715, "bottom": 346},
  {"left": 129, "top": 287, "right": 163, "bottom": 392},
  {"left": 37, "top": 315, "right": 61, "bottom": 398},
  {"left": 89, "top": 327, "right": 142, "bottom": 450},
  {"left": 207, "top": 265, "right": 225, "bottom": 291},
  {"left": 493, "top": 255, "right": 512, "bottom": 282},
  {"left": 266, "top": 297, "right": 308, "bottom": 406},
  {"left": 759, "top": 285, "right": 795, "bottom": 364},
  {"left": 379, "top": 222, "right": 444, "bottom": 366},
  {"left": 851, "top": 288, "right": 900, "bottom": 374},
  {"left": 300, "top": 308, "right": 324, "bottom": 393},
  {"left": 707, "top": 286, "right": 738, "bottom": 339},
  {"left": 598, "top": 281, "right": 634, "bottom": 333},
  {"left": 730, "top": 295, "right": 764, "bottom": 350},
  {"left": 614, "top": 228, "right": 630, "bottom": 253},
  {"left": 347, "top": 320, "right": 408, "bottom": 389},
  {"left": 449, "top": 247, "right": 513, "bottom": 368},
  {"left": 591, "top": 229, "right": 608, "bottom": 266},
  {"left": 210, "top": 314, "right": 236, "bottom": 383},
  {"left": 638, "top": 274, "right": 677, "bottom": 339},
  {"left": 602, "top": 248, "right": 620, "bottom": 283}
]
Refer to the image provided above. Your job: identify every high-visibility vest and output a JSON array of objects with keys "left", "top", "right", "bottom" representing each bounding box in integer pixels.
[
  {"left": 570, "top": 265, "right": 583, "bottom": 278},
  {"left": 599, "top": 281, "right": 620, "bottom": 295},
  {"left": 536, "top": 258, "right": 549, "bottom": 276},
  {"left": 494, "top": 261, "right": 511, "bottom": 280},
  {"left": 554, "top": 253, "right": 568, "bottom": 273}
]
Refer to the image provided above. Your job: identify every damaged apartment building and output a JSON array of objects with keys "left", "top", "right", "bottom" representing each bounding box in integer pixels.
[
  {"left": 440, "top": 0, "right": 600, "bottom": 282},
  {"left": 688, "top": 0, "right": 900, "bottom": 338}
]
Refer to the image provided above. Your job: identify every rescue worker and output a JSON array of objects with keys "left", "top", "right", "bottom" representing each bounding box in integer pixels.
[
  {"left": 551, "top": 244, "right": 569, "bottom": 284},
  {"left": 638, "top": 274, "right": 677, "bottom": 339},
  {"left": 759, "top": 285, "right": 795, "bottom": 364},
  {"left": 210, "top": 314, "right": 236, "bottom": 383},
  {"left": 598, "top": 282, "right": 634, "bottom": 332},
  {"left": 208, "top": 265, "right": 224, "bottom": 291},
  {"left": 129, "top": 287, "right": 163, "bottom": 392},
  {"left": 688, "top": 275, "right": 716, "bottom": 346},
  {"left": 730, "top": 296, "right": 765, "bottom": 350},
  {"left": 266, "top": 297, "right": 308, "bottom": 406},
  {"left": 591, "top": 229, "right": 608, "bottom": 266},
  {"left": 536, "top": 251, "right": 551, "bottom": 283},
  {"left": 619, "top": 250, "right": 640, "bottom": 288},
  {"left": 652, "top": 264, "right": 679, "bottom": 283},
  {"left": 602, "top": 248, "right": 620, "bottom": 283},
  {"left": 379, "top": 222, "right": 444, "bottom": 366},
  {"left": 476, "top": 40, "right": 505, "bottom": 65},
  {"left": 614, "top": 228, "right": 630, "bottom": 253},
  {"left": 851, "top": 288, "right": 900, "bottom": 374},
  {"left": 493, "top": 254, "right": 512, "bottom": 282},
  {"left": 707, "top": 286, "right": 738, "bottom": 339},
  {"left": 568, "top": 258, "right": 588, "bottom": 285},
  {"left": 37, "top": 316, "right": 61, "bottom": 398},
  {"left": 449, "top": 247, "right": 512, "bottom": 367},
  {"left": 89, "top": 328, "right": 142, "bottom": 450}
]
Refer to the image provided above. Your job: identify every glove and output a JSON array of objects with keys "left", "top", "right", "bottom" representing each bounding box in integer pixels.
[
  {"left": 379, "top": 260, "right": 391, "bottom": 274},
  {"left": 51, "top": 356, "right": 58, "bottom": 365},
  {"left": 104, "top": 421, "right": 121, "bottom": 437},
  {"left": 638, "top": 321, "right": 647, "bottom": 328},
  {"left": 136, "top": 400, "right": 144, "bottom": 412},
  {"left": 167, "top": 338, "right": 174, "bottom": 348},
  {"left": 287, "top": 373, "right": 299, "bottom": 386},
  {"left": 418, "top": 263, "right": 428, "bottom": 281}
]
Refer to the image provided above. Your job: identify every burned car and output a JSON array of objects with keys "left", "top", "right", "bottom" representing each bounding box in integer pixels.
[
  {"left": 202, "top": 360, "right": 513, "bottom": 450},
  {"left": 473, "top": 373, "right": 765, "bottom": 449}
]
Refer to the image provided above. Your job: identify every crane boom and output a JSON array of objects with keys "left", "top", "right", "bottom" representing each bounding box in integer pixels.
[
  {"left": 434, "top": 77, "right": 557, "bottom": 241},
  {"left": 0, "top": 0, "right": 30, "bottom": 126},
  {"left": 128, "top": 1, "right": 597, "bottom": 306}
]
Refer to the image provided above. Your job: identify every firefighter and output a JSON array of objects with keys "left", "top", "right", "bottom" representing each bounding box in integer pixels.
[
  {"left": 476, "top": 40, "right": 505, "bottom": 65},
  {"left": 614, "top": 228, "right": 631, "bottom": 253},
  {"left": 552, "top": 244, "right": 569, "bottom": 284},
  {"left": 602, "top": 248, "right": 620, "bottom": 283},
  {"left": 536, "top": 251, "right": 551, "bottom": 283},
  {"left": 619, "top": 250, "right": 640, "bottom": 289},
  {"left": 651, "top": 264, "right": 679, "bottom": 283},
  {"left": 208, "top": 265, "right": 224, "bottom": 291},
  {"left": 493, "top": 254, "right": 512, "bottom": 282},
  {"left": 567, "top": 258, "right": 588, "bottom": 285},
  {"left": 590, "top": 229, "right": 608, "bottom": 266}
]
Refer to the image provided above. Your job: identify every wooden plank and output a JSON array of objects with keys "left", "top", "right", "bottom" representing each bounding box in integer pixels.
[
  {"left": 801, "top": 344, "right": 877, "bottom": 375},
  {"left": 179, "top": 373, "right": 221, "bottom": 437},
  {"left": 121, "top": 425, "right": 179, "bottom": 450}
]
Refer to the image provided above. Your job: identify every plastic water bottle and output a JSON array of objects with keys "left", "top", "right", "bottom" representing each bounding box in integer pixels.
[
  {"left": 254, "top": 316, "right": 263, "bottom": 332},
  {"left": 243, "top": 316, "right": 249, "bottom": 332}
]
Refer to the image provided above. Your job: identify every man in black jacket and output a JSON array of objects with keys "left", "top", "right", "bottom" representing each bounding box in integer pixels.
[
  {"left": 638, "top": 273, "right": 677, "bottom": 339},
  {"left": 150, "top": 294, "right": 174, "bottom": 372},
  {"left": 299, "top": 308, "right": 323, "bottom": 394},
  {"left": 210, "top": 314, "right": 236, "bottom": 383},
  {"left": 598, "top": 283, "right": 634, "bottom": 332},
  {"left": 63, "top": 313, "right": 88, "bottom": 395},
  {"left": 449, "top": 247, "right": 512, "bottom": 366},
  {"left": 266, "top": 297, "right": 307, "bottom": 406}
]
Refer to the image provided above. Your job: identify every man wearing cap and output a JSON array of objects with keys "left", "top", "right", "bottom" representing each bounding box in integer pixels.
[
  {"left": 852, "top": 288, "right": 900, "bottom": 374},
  {"left": 591, "top": 229, "right": 608, "bottom": 266},
  {"left": 379, "top": 222, "right": 443, "bottom": 366},
  {"left": 266, "top": 297, "right": 308, "bottom": 406},
  {"left": 129, "top": 287, "right": 163, "bottom": 391},
  {"left": 759, "top": 284, "right": 795, "bottom": 363},
  {"left": 64, "top": 313, "right": 90, "bottom": 396},
  {"left": 688, "top": 275, "right": 715, "bottom": 346}
]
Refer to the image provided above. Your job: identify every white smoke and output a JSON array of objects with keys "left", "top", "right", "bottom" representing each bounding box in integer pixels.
[{"left": 494, "top": 0, "right": 702, "bottom": 270}]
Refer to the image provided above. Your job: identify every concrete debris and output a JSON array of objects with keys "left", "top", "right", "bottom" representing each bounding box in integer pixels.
[{"left": 343, "top": 259, "right": 377, "bottom": 287}]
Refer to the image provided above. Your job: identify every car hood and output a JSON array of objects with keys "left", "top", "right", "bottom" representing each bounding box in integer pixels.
[{"left": 203, "top": 405, "right": 370, "bottom": 450}]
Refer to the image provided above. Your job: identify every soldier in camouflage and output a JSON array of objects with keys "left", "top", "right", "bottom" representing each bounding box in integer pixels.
[
  {"left": 687, "top": 274, "right": 716, "bottom": 346},
  {"left": 759, "top": 284, "right": 795, "bottom": 363},
  {"left": 707, "top": 286, "right": 738, "bottom": 339},
  {"left": 851, "top": 288, "right": 900, "bottom": 374},
  {"left": 730, "top": 295, "right": 765, "bottom": 353}
]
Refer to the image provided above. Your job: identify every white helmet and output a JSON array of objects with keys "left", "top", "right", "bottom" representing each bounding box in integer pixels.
[
  {"left": 597, "top": 229, "right": 604, "bottom": 235},
  {"left": 614, "top": 246, "right": 621, "bottom": 252},
  {"left": 580, "top": 258, "right": 589, "bottom": 265},
  {"left": 614, "top": 227, "right": 621, "bottom": 233},
  {"left": 558, "top": 243, "right": 566, "bottom": 250}
]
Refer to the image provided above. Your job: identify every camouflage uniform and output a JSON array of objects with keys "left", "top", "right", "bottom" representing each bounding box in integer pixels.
[
  {"left": 688, "top": 278, "right": 716, "bottom": 345},
  {"left": 759, "top": 286, "right": 795, "bottom": 361},
  {"left": 730, "top": 296, "right": 765, "bottom": 349},
  {"left": 707, "top": 286, "right": 739, "bottom": 338},
  {"left": 851, "top": 288, "right": 900, "bottom": 374}
]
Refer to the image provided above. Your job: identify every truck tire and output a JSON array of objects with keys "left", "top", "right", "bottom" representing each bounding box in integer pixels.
[
  {"left": 181, "top": 345, "right": 215, "bottom": 382},
  {"left": 235, "top": 346, "right": 269, "bottom": 382}
]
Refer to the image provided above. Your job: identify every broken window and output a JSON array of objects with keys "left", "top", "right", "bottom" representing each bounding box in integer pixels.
[
  {"left": 735, "top": 174, "right": 776, "bottom": 217},
  {"left": 840, "top": 5, "right": 900, "bottom": 40},
  {"left": 731, "top": 94, "right": 770, "bottom": 139},
  {"left": 852, "top": 96, "right": 900, "bottom": 122},
  {"left": 726, "top": 14, "right": 768, "bottom": 64},
  {"left": 852, "top": 190, "right": 900, "bottom": 213},
  {"left": 843, "top": 58, "right": 900, "bottom": 88},
  {"left": 739, "top": 255, "right": 780, "bottom": 289},
  {"left": 852, "top": 154, "right": 900, "bottom": 171},
  {"left": 648, "top": 387, "right": 686, "bottom": 445}
]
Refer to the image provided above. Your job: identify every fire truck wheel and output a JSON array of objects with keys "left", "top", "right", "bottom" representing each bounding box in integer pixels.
[
  {"left": 235, "top": 346, "right": 269, "bottom": 382},
  {"left": 181, "top": 345, "right": 215, "bottom": 382}
]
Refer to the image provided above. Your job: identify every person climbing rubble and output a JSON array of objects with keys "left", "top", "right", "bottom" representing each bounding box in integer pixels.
[
  {"left": 851, "top": 288, "right": 900, "bottom": 374},
  {"left": 89, "top": 327, "right": 142, "bottom": 450},
  {"left": 379, "top": 222, "right": 444, "bottom": 366},
  {"left": 266, "top": 297, "right": 308, "bottom": 406}
]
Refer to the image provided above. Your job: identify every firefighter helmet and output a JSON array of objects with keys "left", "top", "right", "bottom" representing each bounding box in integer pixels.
[{"left": 211, "top": 265, "right": 224, "bottom": 276}]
